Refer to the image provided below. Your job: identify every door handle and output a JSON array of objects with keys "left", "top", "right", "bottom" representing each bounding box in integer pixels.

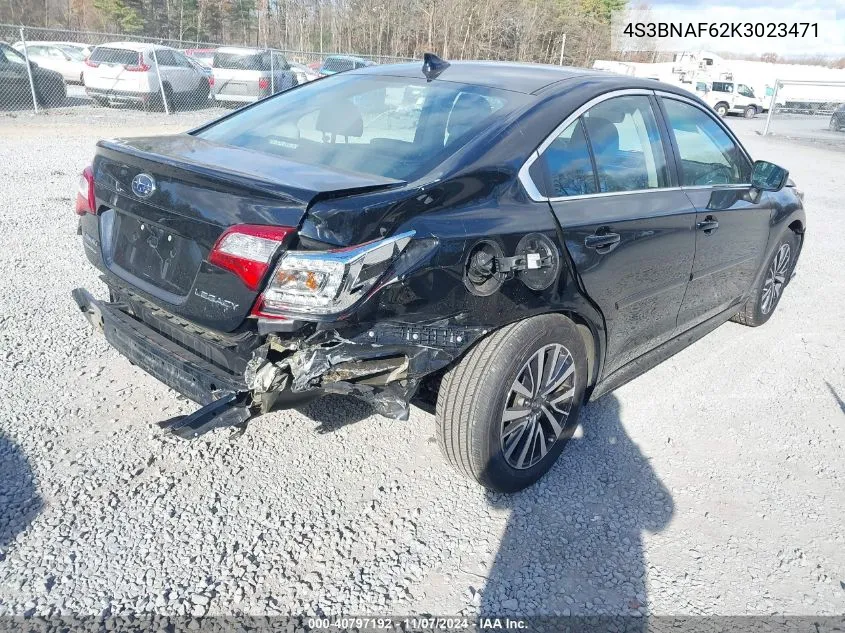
[
  {"left": 584, "top": 231, "right": 621, "bottom": 253},
  {"left": 696, "top": 217, "right": 719, "bottom": 234}
]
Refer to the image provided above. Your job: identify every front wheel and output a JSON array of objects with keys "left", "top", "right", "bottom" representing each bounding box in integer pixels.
[
  {"left": 731, "top": 232, "right": 800, "bottom": 327},
  {"left": 830, "top": 118, "right": 841, "bottom": 132},
  {"left": 435, "top": 314, "right": 588, "bottom": 493}
]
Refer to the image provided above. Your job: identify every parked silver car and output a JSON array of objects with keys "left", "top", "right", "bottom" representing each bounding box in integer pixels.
[{"left": 211, "top": 47, "right": 298, "bottom": 105}]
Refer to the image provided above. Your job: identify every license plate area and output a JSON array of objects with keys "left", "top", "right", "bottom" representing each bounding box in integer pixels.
[{"left": 108, "top": 211, "right": 202, "bottom": 297}]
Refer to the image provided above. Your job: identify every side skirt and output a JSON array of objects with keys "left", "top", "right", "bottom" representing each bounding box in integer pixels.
[{"left": 589, "top": 305, "right": 739, "bottom": 401}]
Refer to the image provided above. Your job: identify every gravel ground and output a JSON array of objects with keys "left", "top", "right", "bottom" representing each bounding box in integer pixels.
[{"left": 0, "top": 108, "right": 843, "bottom": 619}]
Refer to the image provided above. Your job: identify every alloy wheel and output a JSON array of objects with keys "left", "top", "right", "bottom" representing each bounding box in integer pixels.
[
  {"left": 500, "top": 343, "right": 577, "bottom": 470},
  {"left": 761, "top": 243, "right": 791, "bottom": 315}
]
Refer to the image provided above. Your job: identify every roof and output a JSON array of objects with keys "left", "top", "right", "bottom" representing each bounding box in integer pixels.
[
  {"left": 13, "top": 40, "right": 90, "bottom": 48},
  {"left": 324, "top": 54, "right": 373, "bottom": 64},
  {"left": 91, "top": 41, "right": 171, "bottom": 52},
  {"left": 215, "top": 46, "right": 267, "bottom": 55},
  {"left": 349, "top": 60, "right": 693, "bottom": 96}
]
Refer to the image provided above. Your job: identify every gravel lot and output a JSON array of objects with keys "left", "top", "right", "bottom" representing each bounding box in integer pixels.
[{"left": 0, "top": 107, "right": 843, "bottom": 619}]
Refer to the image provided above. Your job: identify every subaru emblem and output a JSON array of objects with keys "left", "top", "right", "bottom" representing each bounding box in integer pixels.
[{"left": 131, "top": 173, "right": 156, "bottom": 199}]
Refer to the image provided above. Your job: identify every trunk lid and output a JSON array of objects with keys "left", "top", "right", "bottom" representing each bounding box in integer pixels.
[{"left": 92, "top": 134, "right": 402, "bottom": 332}]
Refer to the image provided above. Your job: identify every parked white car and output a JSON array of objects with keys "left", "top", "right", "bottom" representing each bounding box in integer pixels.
[
  {"left": 698, "top": 81, "right": 765, "bottom": 118},
  {"left": 83, "top": 42, "right": 210, "bottom": 110},
  {"left": 12, "top": 41, "right": 89, "bottom": 84}
]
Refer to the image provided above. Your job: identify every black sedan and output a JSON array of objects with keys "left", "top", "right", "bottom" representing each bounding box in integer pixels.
[
  {"left": 0, "top": 42, "right": 66, "bottom": 108},
  {"left": 72, "top": 55, "right": 805, "bottom": 492}
]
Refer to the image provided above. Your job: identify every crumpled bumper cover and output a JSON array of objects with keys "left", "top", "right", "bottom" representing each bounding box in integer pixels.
[
  {"left": 71, "top": 288, "right": 246, "bottom": 405},
  {"left": 276, "top": 320, "right": 489, "bottom": 419},
  {"left": 73, "top": 287, "right": 487, "bottom": 422}
]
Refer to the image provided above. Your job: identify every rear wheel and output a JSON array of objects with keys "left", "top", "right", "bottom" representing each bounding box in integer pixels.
[
  {"left": 153, "top": 84, "right": 174, "bottom": 112},
  {"left": 715, "top": 102, "right": 729, "bottom": 117},
  {"left": 731, "top": 231, "right": 800, "bottom": 327},
  {"left": 436, "top": 314, "right": 587, "bottom": 493}
]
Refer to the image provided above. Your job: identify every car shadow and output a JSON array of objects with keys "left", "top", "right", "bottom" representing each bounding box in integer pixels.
[
  {"left": 0, "top": 433, "right": 42, "bottom": 559},
  {"left": 825, "top": 381, "right": 845, "bottom": 416},
  {"left": 297, "top": 393, "right": 376, "bottom": 433},
  {"left": 480, "top": 394, "right": 673, "bottom": 619}
]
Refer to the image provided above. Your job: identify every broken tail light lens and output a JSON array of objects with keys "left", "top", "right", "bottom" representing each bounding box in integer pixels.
[
  {"left": 208, "top": 225, "right": 294, "bottom": 291},
  {"left": 258, "top": 231, "right": 415, "bottom": 318},
  {"left": 75, "top": 165, "right": 96, "bottom": 215}
]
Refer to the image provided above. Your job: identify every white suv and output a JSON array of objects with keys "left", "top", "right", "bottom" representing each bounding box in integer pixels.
[{"left": 84, "top": 42, "right": 210, "bottom": 110}]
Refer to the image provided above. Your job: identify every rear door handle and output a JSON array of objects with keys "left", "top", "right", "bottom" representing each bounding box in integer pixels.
[
  {"left": 696, "top": 217, "right": 719, "bottom": 234},
  {"left": 584, "top": 232, "right": 621, "bottom": 253}
]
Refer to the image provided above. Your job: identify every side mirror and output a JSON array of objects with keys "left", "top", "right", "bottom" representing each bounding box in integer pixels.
[{"left": 751, "top": 160, "right": 789, "bottom": 192}]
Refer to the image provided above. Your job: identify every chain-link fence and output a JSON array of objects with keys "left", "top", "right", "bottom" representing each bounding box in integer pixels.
[
  {"left": 0, "top": 24, "right": 414, "bottom": 115},
  {"left": 759, "top": 80, "right": 845, "bottom": 145}
]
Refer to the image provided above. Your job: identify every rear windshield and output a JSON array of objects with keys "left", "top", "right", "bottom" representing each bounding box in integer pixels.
[
  {"left": 89, "top": 47, "right": 140, "bottom": 65},
  {"left": 322, "top": 57, "right": 355, "bottom": 72},
  {"left": 58, "top": 46, "right": 86, "bottom": 61},
  {"left": 214, "top": 51, "right": 268, "bottom": 71},
  {"left": 196, "top": 75, "right": 529, "bottom": 181}
]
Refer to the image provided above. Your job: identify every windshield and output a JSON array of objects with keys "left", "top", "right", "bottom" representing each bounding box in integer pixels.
[
  {"left": 0, "top": 44, "right": 25, "bottom": 64},
  {"left": 197, "top": 75, "right": 529, "bottom": 181},
  {"left": 322, "top": 57, "right": 355, "bottom": 72},
  {"left": 90, "top": 47, "right": 140, "bottom": 66},
  {"left": 214, "top": 51, "right": 269, "bottom": 71},
  {"left": 58, "top": 46, "right": 87, "bottom": 61}
]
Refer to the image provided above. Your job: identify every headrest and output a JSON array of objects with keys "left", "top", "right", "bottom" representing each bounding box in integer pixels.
[
  {"left": 583, "top": 116, "right": 619, "bottom": 155},
  {"left": 316, "top": 100, "right": 363, "bottom": 137},
  {"left": 446, "top": 93, "right": 493, "bottom": 138}
]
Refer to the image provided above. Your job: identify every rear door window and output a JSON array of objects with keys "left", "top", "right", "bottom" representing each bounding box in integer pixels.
[
  {"left": 661, "top": 98, "right": 751, "bottom": 186},
  {"left": 154, "top": 50, "right": 176, "bottom": 66},
  {"left": 583, "top": 95, "right": 669, "bottom": 193},
  {"left": 89, "top": 47, "right": 139, "bottom": 66}
]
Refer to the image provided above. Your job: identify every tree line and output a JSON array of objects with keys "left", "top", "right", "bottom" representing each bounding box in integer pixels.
[{"left": 4, "top": 0, "right": 624, "bottom": 65}]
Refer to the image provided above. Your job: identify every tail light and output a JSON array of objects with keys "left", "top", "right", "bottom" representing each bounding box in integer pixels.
[
  {"left": 255, "top": 231, "right": 415, "bottom": 318},
  {"left": 75, "top": 166, "right": 96, "bottom": 216},
  {"left": 258, "top": 77, "right": 270, "bottom": 90},
  {"left": 84, "top": 58, "right": 99, "bottom": 68},
  {"left": 125, "top": 53, "right": 150, "bottom": 72},
  {"left": 208, "top": 76, "right": 215, "bottom": 87},
  {"left": 208, "top": 225, "right": 294, "bottom": 291}
]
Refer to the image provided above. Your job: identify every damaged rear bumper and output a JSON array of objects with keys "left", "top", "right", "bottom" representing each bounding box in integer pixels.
[
  {"left": 72, "top": 286, "right": 487, "bottom": 430},
  {"left": 72, "top": 288, "right": 247, "bottom": 405}
]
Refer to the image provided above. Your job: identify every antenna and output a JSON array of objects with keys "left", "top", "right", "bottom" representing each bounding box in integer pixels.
[{"left": 422, "top": 52, "right": 449, "bottom": 81}]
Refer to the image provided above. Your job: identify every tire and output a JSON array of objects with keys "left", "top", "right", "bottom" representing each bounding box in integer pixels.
[
  {"left": 743, "top": 105, "right": 757, "bottom": 119},
  {"left": 830, "top": 118, "right": 841, "bottom": 132},
  {"left": 435, "top": 314, "right": 588, "bottom": 493},
  {"left": 36, "top": 80, "right": 66, "bottom": 107},
  {"left": 731, "top": 231, "right": 800, "bottom": 327},
  {"left": 715, "top": 103, "right": 729, "bottom": 117},
  {"left": 154, "top": 84, "right": 174, "bottom": 112}
]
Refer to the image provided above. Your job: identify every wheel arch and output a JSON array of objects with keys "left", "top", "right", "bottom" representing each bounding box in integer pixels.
[{"left": 416, "top": 308, "right": 603, "bottom": 411}]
